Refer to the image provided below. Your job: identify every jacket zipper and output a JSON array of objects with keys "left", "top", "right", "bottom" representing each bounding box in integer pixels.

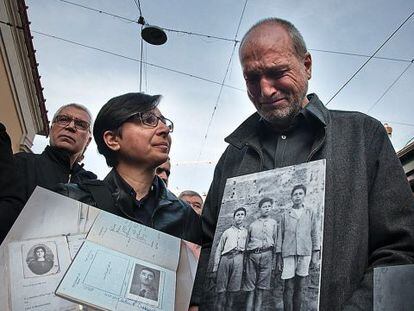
[{"left": 67, "top": 173, "right": 72, "bottom": 183}]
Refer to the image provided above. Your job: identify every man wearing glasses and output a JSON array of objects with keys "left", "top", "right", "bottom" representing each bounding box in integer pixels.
[
  {"left": 0, "top": 104, "right": 97, "bottom": 241},
  {"left": 57, "top": 93, "right": 201, "bottom": 244}
]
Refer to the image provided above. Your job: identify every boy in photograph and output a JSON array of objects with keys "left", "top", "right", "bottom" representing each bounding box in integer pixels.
[
  {"left": 244, "top": 198, "right": 281, "bottom": 311},
  {"left": 280, "top": 184, "right": 320, "bottom": 311},
  {"left": 213, "top": 207, "right": 248, "bottom": 311}
]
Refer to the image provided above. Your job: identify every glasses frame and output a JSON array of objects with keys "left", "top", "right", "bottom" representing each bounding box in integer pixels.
[
  {"left": 126, "top": 111, "right": 174, "bottom": 133},
  {"left": 53, "top": 114, "right": 91, "bottom": 132}
]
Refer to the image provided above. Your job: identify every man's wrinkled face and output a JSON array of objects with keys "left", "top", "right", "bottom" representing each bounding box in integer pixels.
[
  {"left": 140, "top": 269, "right": 155, "bottom": 286},
  {"left": 181, "top": 195, "right": 203, "bottom": 215},
  {"left": 156, "top": 159, "right": 171, "bottom": 186},
  {"left": 240, "top": 24, "right": 312, "bottom": 129},
  {"left": 49, "top": 106, "right": 91, "bottom": 157}
]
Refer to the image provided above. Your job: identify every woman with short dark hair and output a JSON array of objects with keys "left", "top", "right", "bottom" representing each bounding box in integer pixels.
[{"left": 57, "top": 92, "right": 201, "bottom": 244}]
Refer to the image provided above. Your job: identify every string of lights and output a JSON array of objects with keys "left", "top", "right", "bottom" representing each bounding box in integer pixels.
[
  {"left": 325, "top": 10, "right": 414, "bottom": 106},
  {"left": 196, "top": 0, "right": 249, "bottom": 161}
]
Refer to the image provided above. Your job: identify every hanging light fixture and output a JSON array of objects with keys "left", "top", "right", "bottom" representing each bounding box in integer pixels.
[{"left": 138, "top": 16, "right": 167, "bottom": 46}]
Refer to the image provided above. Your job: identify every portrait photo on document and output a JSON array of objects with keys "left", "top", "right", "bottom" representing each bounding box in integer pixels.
[
  {"left": 127, "top": 263, "right": 163, "bottom": 307},
  {"left": 23, "top": 241, "right": 60, "bottom": 278}
]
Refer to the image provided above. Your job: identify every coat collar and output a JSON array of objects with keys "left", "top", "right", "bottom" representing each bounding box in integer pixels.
[
  {"left": 103, "top": 169, "right": 179, "bottom": 219},
  {"left": 225, "top": 93, "right": 329, "bottom": 149},
  {"left": 43, "top": 145, "right": 85, "bottom": 173}
]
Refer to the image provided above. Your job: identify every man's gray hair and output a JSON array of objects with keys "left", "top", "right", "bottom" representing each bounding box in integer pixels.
[
  {"left": 239, "top": 17, "right": 308, "bottom": 58},
  {"left": 178, "top": 190, "right": 203, "bottom": 202},
  {"left": 52, "top": 103, "right": 93, "bottom": 128}
]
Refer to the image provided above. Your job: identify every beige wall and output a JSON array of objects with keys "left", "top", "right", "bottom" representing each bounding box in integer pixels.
[
  {"left": 0, "top": 46, "right": 24, "bottom": 152},
  {"left": 0, "top": 0, "right": 48, "bottom": 152}
]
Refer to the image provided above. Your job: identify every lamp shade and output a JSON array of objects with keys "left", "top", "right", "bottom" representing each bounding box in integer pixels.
[{"left": 141, "top": 25, "right": 167, "bottom": 45}]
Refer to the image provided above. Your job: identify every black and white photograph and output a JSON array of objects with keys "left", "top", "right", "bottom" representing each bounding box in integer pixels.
[
  {"left": 207, "top": 160, "right": 325, "bottom": 311},
  {"left": 127, "top": 263, "right": 163, "bottom": 307},
  {"left": 22, "top": 241, "right": 60, "bottom": 278}
]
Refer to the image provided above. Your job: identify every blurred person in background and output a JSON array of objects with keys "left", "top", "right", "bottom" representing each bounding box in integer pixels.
[
  {"left": 156, "top": 157, "right": 171, "bottom": 186},
  {"left": 179, "top": 190, "right": 204, "bottom": 215}
]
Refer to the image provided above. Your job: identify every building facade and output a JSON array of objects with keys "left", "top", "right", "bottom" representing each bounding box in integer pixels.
[
  {"left": 398, "top": 141, "right": 414, "bottom": 193},
  {"left": 0, "top": 0, "right": 48, "bottom": 152}
]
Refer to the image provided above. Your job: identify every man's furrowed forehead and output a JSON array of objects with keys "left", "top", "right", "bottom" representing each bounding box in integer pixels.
[
  {"left": 240, "top": 24, "right": 295, "bottom": 60},
  {"left": 58, "top": 106, "right": 91, "bottom": 122}
]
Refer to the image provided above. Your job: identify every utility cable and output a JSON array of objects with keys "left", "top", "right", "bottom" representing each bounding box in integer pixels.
[
  {"left": 367, "top": 60, "right": 413, "bottom": 114},
  {"left": 309, "top": 48, "right": 411, "bottom": 63},
  {"left": 50, "top": 0, "right": 414, "bottom": 63},
  {"left": 57, "top": 0, "right": 135, "bottom": 23},
  {"left": 133, "top": 0, "right": 143, "bottom": 17},
  {"left": 26, "top": 28, "right": 245, "bottom": 92},
  {"left": 404, "top": 135, "right": 414, "bottom": 147},
  {"left": 325, "top": 10, "right": 414, "bottom": 106},
  {"left": 54, "top": 0, "right": 239, "bottom": 43},
  {"left": 196, "top": 0, "right": 248, "bottom": 161}
]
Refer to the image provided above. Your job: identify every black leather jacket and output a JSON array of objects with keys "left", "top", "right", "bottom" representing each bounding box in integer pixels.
[{"left": 56, "top": 169, "right": 202, "bottom": 244}]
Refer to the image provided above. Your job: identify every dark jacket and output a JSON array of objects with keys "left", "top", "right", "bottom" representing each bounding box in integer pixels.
[
  {"left": 14, "top": 145, "right": 97, "bottom": 203},
  {"left": 57, "top": 169, "right": 202, "bottom": 245},
  {"left": 0, "top": 123, "right": 24, "bottom": 241},
  {"left": 0, "top": 145, "right": 98, "bottom": 241},
  {"left": 193, "top": 94, "right": 414, "bottom": 310}
]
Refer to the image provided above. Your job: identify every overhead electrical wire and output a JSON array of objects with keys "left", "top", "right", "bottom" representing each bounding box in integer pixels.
[
  {"left": 1, "top": 19, "right": 246, "bottom": 92},
  {"left": 55, "top": 0, "right": 239, "bottom": 43},
  {"left": 367, "top": 61, "right": 413, "bottom": 114},
  {"left": 28, "top": 29, "right": 245, "bottom": 92},
  {"left": 57, "top": 0, "right": 136, "bottom": 23},
  {"left": 4, "top": 3, "right": 414, "bottom": 129},
  {"left": 404, "top": 135, "right": 414, "bottom": 147},
  {"left": 132, "top": 0, "right": 143, "bottom": 17},
  {"left": 196, "top": 0, "right": 248, "bottom": 162},
  {"left": 309, "top": 48, "right": 411, "bottom": 63},
  {"left": 325, "top": 10, "right": 414, "bottom": 106},
  {"left": 53, "top": 0, "right": 413, "bottom": 63}
]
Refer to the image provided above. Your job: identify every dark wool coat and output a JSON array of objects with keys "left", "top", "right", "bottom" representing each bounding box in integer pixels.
[
  {"left": 192, "top": 94, "right": 414, "bottom": 310},
  {"left": 0, "top": 123, "right": 24, "bottom": 242},
  {"left": 0, "top": 145, "right": 97, "bottom": 241},
  {"left": 14, "top": 145, "right": 97, "bottom": 203}
]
